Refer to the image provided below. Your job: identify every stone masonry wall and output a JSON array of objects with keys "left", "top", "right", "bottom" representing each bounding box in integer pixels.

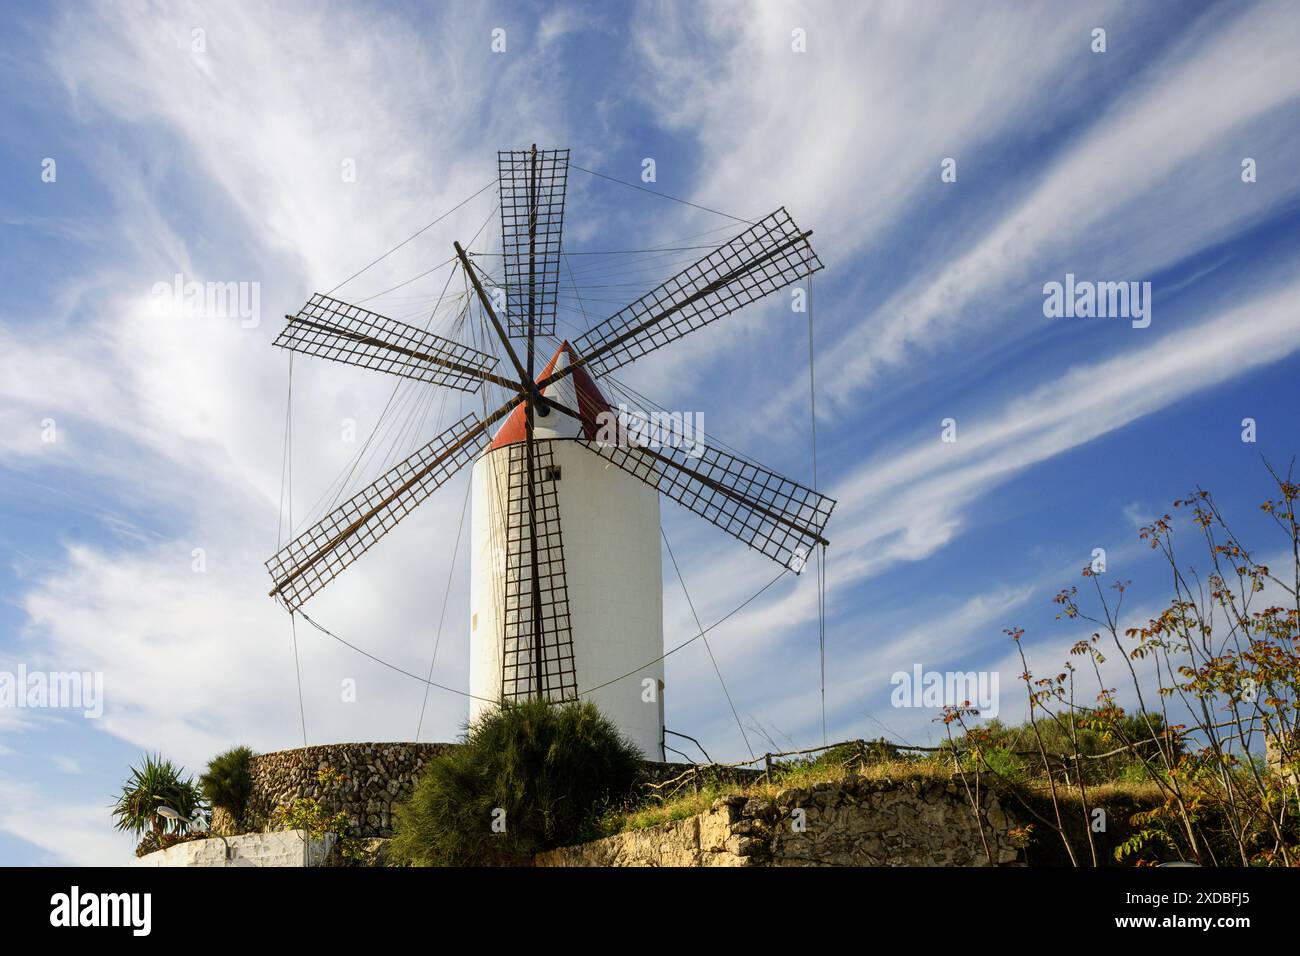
[
  {"left": 243, "top": 744, "right": 742, "bottom": 841},
  {"left": 246, "top": 742, "right": 454, "bottom": 837},
  {"left": 536, "top": 776, "right": 1022, "bottom": 866}
]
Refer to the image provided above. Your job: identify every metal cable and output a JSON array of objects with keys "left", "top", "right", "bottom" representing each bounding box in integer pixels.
[
  {"left": 327, "top": 181, "right": 495, "bottom": 294},
  {"left": 806, "top": 259, "right": 827, "bottom": 746},
  {"left": 292, "top": 566, "right": 790, "bottom": 705},
  {"left": 297, "top": 609, "right": 496, "bottom": 703},
  {"left": 570, "top": 163, "right": 754, "bottom": 225},
  {"left": 415, "top": 474, "right": 474, "bottom": 740},
  {"left": 662, "top": 527, "right": 755, "bottom": 760},
  {"left": 275, "top": 352, "right": 310, "bottom": 746}
]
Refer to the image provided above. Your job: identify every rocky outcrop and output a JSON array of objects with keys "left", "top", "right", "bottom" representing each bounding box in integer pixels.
[
  {"left": 245, "top": 742, "right": 454, "bottom": 837},
  {"left": 536, "top": 776, "right": 1022, "bottom": 867}
]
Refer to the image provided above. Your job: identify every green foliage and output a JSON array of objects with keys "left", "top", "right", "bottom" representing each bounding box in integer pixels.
[
  {"left": 111, "top": 753, "right": 204, "bottom": 841},
  {"left": 859, "top": 737, "right": 907, "bottom": 764},
  {"left": 199, "top": 745, "right": 256, "bottom": 819},
  {"left": 273, "top": 797, "right": 350, "bottom": 836},
  {"left": 389, "top": 698, "right": 643, "bottom": 866},
  {"left": 996, "top": 467, "right": 1300, "bottom": 865},
  {"left": 270, "top": 767, "right": 365, "bottom": 863},
  {"left": 802, "top": 742, "right": 864, "bottom": 771},
  {"left": 771, "top": 738, "right": 914, "bottom": 781},
  {"left": 972, "top": 747, "right": 1030, "bottom": 783},
  {"left": 950, "top": 714, "right": 1176, "bottom": 785}
]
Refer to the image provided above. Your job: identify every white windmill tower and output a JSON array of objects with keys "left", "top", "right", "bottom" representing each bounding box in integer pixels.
[
  {"left": 467, "top": 341, "right": 666, "bottom": 757},
  {"left": 264, "top": 146, "right": 834, "bottom": 762}
]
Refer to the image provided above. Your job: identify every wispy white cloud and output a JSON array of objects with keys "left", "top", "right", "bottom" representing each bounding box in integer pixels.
[
  {"left": 770, "top": 1, "right": 1300, "bottom": 419},
  {"left": 827, "top": 273, "right": 1300, "bottom": 583},
  {"left": 622, "top": 0, "right": 1300, "bottom": 435},
  {"left": 619, "top": 0, "right": 1127, "bottom": 395},
  {"left": 50, "top": 754, "right": 83, "bottom": 775},
  {"left": 660, "top": 269, "right": 1300, "bottom": 747},
  {"left": 1122, "top": 501, "right": 1154, "bottom": 530},
  {"left": 0, "top": 774, "right": 133, "bottom": 865},
  {"left": 1, "top": 1, "right": 582, "bottom": 861},
  {"left": 632, "top": 0, "right": 1122, "bottom": 239}
]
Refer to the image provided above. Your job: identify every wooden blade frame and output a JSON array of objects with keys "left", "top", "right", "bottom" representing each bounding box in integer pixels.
[
  {"left": 566, "top": 207, "right": 823, "bottom": 379},
  {"left": 498, "top": 146, "right": 569, "bottom": 337},
  {"left": 499, "top": 440, "right": 577, "bottom": 701},
  {"left": 585, "top": 433, "right": 834, "bottom": 572},
  {"left": 267, "top": 399, "right": 520, "bottom": 610},
  {"left": 548, "top": 397, "right": 834, "bottom": 572},
  {"left": 458, "top": 227, "right": 568, "bottom": 700},
  {"left": 274, "top": 292, "right": 511, "bottom": 392}
]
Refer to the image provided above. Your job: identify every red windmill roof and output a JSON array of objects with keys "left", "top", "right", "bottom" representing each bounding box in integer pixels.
[{"left": 488, "top": 341, "right": 613, "bottom": 450}]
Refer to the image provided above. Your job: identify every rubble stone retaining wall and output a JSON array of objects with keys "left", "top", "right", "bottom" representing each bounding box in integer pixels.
[
  {"left": 246, "top": 742, "right": 454, "bottom": 837},
  {"left": 536, "top": 776, "right": 1022, "bottom": 866}
]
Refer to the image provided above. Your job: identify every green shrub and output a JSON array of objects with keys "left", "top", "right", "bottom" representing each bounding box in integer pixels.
[
  {"left": 972, "top": 746, "right": 1029, "bottom": 783},
  {"left": 111, "top": 753, "right": 204, "bottom": 848},
  {"left": 389, "top": 699, "right": 643, "bottom": 866},
  {"left": 200, "top": 746, "right": 256, "bottom": 820},
  {"left": 949, "top": 714, "right": 1179, "bottom": 786},
  {"left": 802, "top": 742, "right": 863, "bottom": 771},
  {"left": 270, "top": 766, "right": 365, "bottom": 864}
]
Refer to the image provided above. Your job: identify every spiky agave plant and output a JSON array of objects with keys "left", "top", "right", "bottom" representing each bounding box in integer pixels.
[{"left": 111, "top": 752, "right": 205, "bottom": 840}]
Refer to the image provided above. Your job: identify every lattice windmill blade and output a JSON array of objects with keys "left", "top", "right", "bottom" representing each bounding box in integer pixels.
[
  {"left": 273, "top": 292, "right": 514, "bottom": 393},
  {"left": 267, "top": 398, "right": 521, "bottom": 610},
  {"left": 498, "top": 146, "right": 569, "bottom": 337},
  {"left": 592, "top": 431, "right": 833, "bottom": 572},
  {"left": 563, "top": 207, "right": 822, "bottom": 380},
  {"left": 549, "top": 396, "right": 834, "bottom": 572},
  {"left": 498, "top": 439, "right": 578, "bottom": 702}
]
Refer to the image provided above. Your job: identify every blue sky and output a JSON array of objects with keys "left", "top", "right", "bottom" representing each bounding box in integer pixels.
[{"left": 2, "top": 0, "right": 1299, "bottom": 864}]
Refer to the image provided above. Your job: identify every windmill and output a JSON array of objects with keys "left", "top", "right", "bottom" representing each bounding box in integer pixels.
[{"left": 265, "top": 146, "right": 835, "bottom": 760}]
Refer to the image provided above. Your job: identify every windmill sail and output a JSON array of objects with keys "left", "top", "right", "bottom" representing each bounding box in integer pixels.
[
  {"left": 274, "top": 293, "right": 502, "bottom": 392},
  {"left": 498, "top": 147, "right": 569, "bottom": 337},
  {"left": 578, "top": 411, "right": 834, "bottom": 572},
  {"left": 499, "top": 441, "right": 577, "bottom": 701},
  {"left": 567, "top": 207, "right": 822, "bottom": 378},
  {"left": 267, "top": 401, "right": 520, "bottom": 610}
]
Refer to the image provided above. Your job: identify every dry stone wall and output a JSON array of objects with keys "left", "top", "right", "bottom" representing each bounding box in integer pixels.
[
  {"left": 243, "top": 744, "right": 723, "bottom": 840},
  {"left": 536, "top": 776, "right": 1022, "bottom": 867},
  {"left": 246, "top": 742, "right": 453, "bottom": 837}
]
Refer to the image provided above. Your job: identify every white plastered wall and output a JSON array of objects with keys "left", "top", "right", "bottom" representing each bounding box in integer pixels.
[{"left": 469, "top": 439, "right": 665, "bottom": 759}]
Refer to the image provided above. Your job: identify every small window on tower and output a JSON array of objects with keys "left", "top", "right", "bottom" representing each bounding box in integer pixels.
[
  {"left": 472, "top": 612, "right": 478, "bottom": 631},
  {"left": 545, "top": 465, "right": 561, "bottom": 482}
]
